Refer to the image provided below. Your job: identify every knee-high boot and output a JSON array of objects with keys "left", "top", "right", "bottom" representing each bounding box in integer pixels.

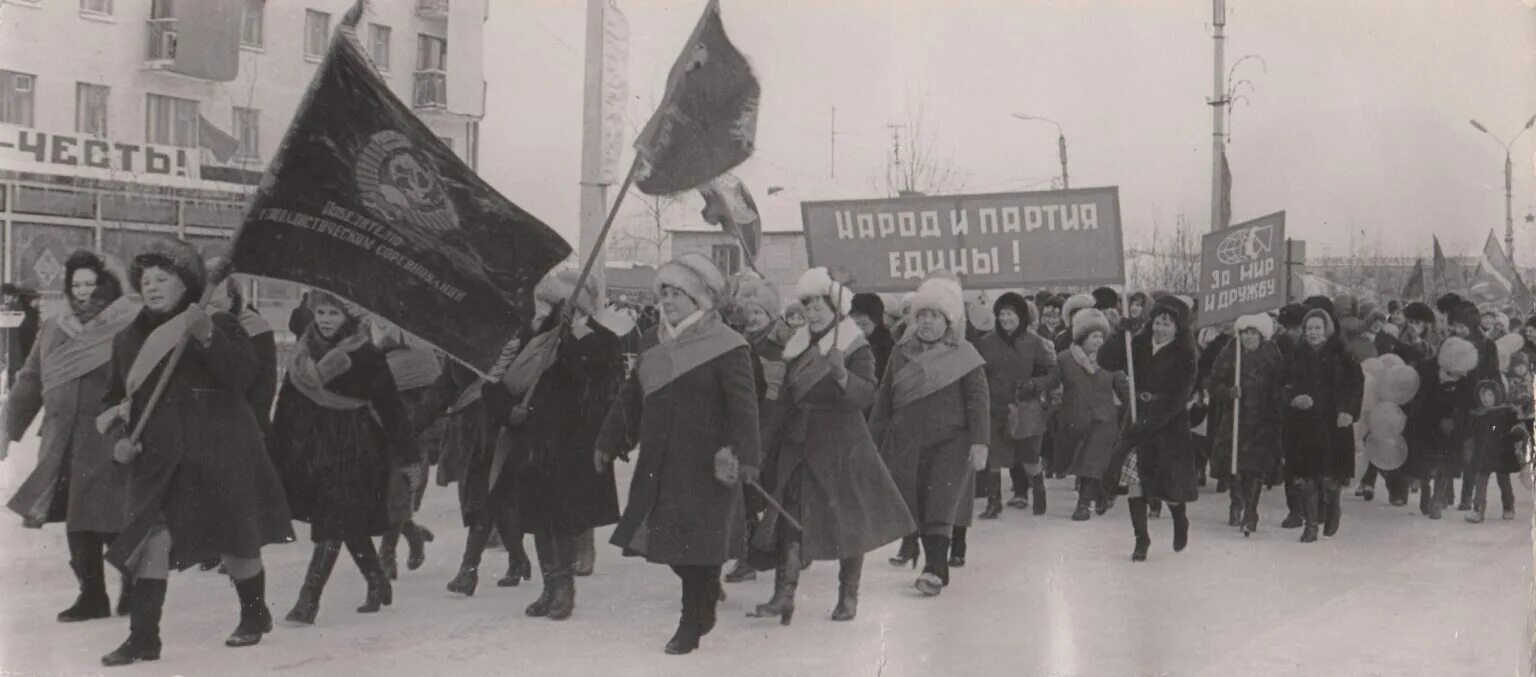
[
  {"left": 572, "top": 528, "right": 596, "bottom": 577},
  {"left": 1128, "top": 497, "right": 1151, "bottom": 561},
  {"left": 1298, "top": 479, "right": 1320, "bottom": 543},
  {"left": 225, "top": 570, "right": 272, "bottom": 647},
  {"left": 949, "top": 527, "right": 967, "bottom": 567},
  {"left": 526, "top": 533, "right": 558, "bottom": 617},
  {"left": 378, "top": 527, "right": 401, "bottom": 580},
  {"left": 1420, "top": 470, "right": 1439, "bottom": 518},
  {"left": 915, "top": 533, "right": 950, "bottom": 595},
  {"left": 1169, "top": 502, "right": 1189, "bottom": 552},
  {"left": 1241, "top": 475, "right": 1262, "bottom": 535},
  {"left": 346, "top": 537, "right": 392, "bottom": 613},
  {"left": 1072, "top": 479, "right": 1095, "bottom": 521},
  {"left": 448, "top": 520, "right": 492, "bottom": 596},
  {"left": 1227, "top": 480, "right": 1244, "bottom": 526},
  {"left": 401, "top": 520, "right": 433, "bottom": 572},
  {"left": 1282, "top": 480, "right": 1304, "bottom": 528},
  {"left": 665, "top": 567, "right": 703, "bottom": 655},
  {"left": 285, "top": 542, "right": 340, "bottom": 624},
  {"left": 495, "top": 510, "right": 532, "bottom": 587},
  {"left": 748, "top": 540, "right": 799, "bottom": 625},
  {"left": 60, "top": 531, "right": 112, "bottom": 623},
  {"left": 545, "top": 533, "right": 578, "bottom": 620},
  {"left": 889, "top": 533, "right": 919, "bottom": 568},
  {"left": 831, "top": 555, "right": 862, "bottom": 621},
  {"left": 100, "top": 577, "right": 165, "bottom": 667},
  {"left": 1323, "top": 478, "right": 1343, "bottom": 537}
]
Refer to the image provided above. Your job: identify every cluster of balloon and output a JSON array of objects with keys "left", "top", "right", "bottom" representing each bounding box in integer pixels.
[
  {"left": 1495, "top": 333, "right": 1525, "bottom": 372},
  {"left": 1359, "top": 355, "right": 1420, "bottom": 471}
]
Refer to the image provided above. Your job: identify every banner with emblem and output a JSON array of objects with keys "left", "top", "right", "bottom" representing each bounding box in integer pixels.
[{"left": 228, "top": 3, "right": 571, "bottom": 374}]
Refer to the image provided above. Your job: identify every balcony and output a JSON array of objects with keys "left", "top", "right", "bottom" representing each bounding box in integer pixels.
[
  {"left": 413, "top": 70, "right": 447, "bottom": 110},
  {"left": 416, "top": 0, "right": 449, "bottom": 20},
  {"left": 143, "top": 18, "right": 177, "bottom": 68}
]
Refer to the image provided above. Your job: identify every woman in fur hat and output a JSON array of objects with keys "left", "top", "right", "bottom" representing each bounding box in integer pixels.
[
  {"left": 595, "top": 253, "right": 761, "bottom": 655},
  {"left": 723, "top": 272, "right": 794, "bottom": 584},
  {"left": 1281, "top": 307, "right": 1363, "bottom": 543},
  {"left": 746, "top": 268, "right": 914, "bottom": 625},
  {"left": 851, "top": 292, "right": 895, "bottom": 381},
  {"left": 1208, "top": 314, "right": 1287, "bottom": 536},
  {"left": 869, "top": 272, "right": 989, "bottom": 596},
  {"left": 98, "top": 238, "right": 293, "bottom": 665},
  {"left": 975, "top": 292, "right": 1060, "bottom": 519},
  {"left": 1099, "top": 294, "right": 1200, "bottom": 561},
  {"left": 269, "top": 291, "right": 420, "bottom": 626},
  {"left": 457, "top": 269, "right": 623, "bottom": 620},
  {"left": 4, "top": 250, "right": 138, "bottom": 622},
  {"left": 1057, "top": 308, "right": 1127, "bottom": 520}
]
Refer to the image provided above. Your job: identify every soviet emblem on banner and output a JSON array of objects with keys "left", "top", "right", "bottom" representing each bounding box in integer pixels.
[{"left": 357, "top": 130, "right": 459, "bottom": 234}]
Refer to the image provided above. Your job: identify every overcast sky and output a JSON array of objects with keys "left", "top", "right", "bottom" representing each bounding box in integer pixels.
[{"left": 478, "top": 0, "right": 1536, "bottom": 264}]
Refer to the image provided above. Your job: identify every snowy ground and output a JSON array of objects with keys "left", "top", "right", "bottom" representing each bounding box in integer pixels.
[{"left": 0, "top": 429, "right": 1531, "bottom": 677}]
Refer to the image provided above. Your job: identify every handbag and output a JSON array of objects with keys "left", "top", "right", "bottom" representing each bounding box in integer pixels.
[{"left": 1007, "top": 396, "right": 1048, "bottom": 440}]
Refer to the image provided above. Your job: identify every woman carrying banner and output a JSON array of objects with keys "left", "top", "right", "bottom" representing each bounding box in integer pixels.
[
  {"left": 1099, "top": 294, "right": 1199, "bottom": 562},
  {"left": 269, "top": 291, "right": 420, "bottom": 625},
  {"left": 594, "top": 253, "right": 760, "bottom": 655},
  {"left": 974, "top": 292, "right": 1060, "bottom": 520},
  {"left": 1281, "top": 302, "right": 1363, "bottom": 543},
  {"left": 869, "top": 271, "right": 990, "bottom": 596},
  {"left": 4, "top": 251, "right": 137, "bottom": 622},
  {"left": 1208, "top": 314, "right": 1287, "bottom": 536},
  {"left": 98, "top": 238, "right": 293, "bottom": 666},
  {"left": 746, "top": 268, "right": 913, "bottom": 625},
  {"left": 467, "top": 270, "right": 623, "bottom": 620},
  {"left": 1057, "top": 308, "right": 1127, "bottom": 520}
]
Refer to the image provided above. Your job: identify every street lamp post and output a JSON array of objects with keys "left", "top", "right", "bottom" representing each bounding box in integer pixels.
[
  {"left": 1012, "top": 113, "right": 1069, "bottom": 189},
  {"left": 1469, "top": 113, "right": 1536, "bottom": 262}
]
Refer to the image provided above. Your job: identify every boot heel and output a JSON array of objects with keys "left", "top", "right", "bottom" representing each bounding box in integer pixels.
[{"left": 780, "top": 608, "right": 793, "bottom": 626}]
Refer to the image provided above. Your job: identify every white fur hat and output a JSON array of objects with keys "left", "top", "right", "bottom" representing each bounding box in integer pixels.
[
  {"left": 654, "top": 253, "right": 727, "bottom": 311},
  {"left": 535, "top": 268, "right": 600, "bottom": 317},
  {"left": 795, "top": 267, "right": 853, "bottom": 317},
  {"left": 1072, "top": 308, "right": 1112, "bottom": 342},
  {"left": 911, "top": 270, "right": 965, "bottom": 327},
  {"left": 1234, "top": 313, "right": 1275, "bottom": 341},
  {"left": 1062, "top": 293, "right": 1096, "bottom": 321}
]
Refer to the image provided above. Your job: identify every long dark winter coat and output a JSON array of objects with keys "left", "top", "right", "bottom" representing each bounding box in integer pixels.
[
  {"left": 869, "top": 340, "right": 990, "bottom": 529},
  {"left": 105, "top": 309, "right": 293, "bottom": 570},
  {"left": 431, "top": 361, "right": 498, "bottom": 524},
  {"left": 268, "top": 331, "right": 418, "bottom": 543},
  {"left": 1469, "top": 403, "right": 1524, "bottom": 474},
  {"left": 1282, "top": 337, "right": 1363, "bottom": 480},
  {"left": 975, "top": 326, "right": 1060, "bottom": 470},
  {"left": 1208, "top": 339, "right": 1286, "bottom": 476},
  {"left": 5, "top": 308, "right": 134, "bottom": 531},
  {"left": 1100, "top": 324, "right": 1201, "bottom": 503},
  {"left": 1058, "top": 346, "right": 1128, "bottom": 481},
  {"left": 483, "top": 320, "right": 624, "bottom": 537},
  {"left": 1405, "top": 360, "right": 1461, "bottom": 481},
  {"left": 753, "top": 321, "right": 914, "bottom": 562},
  {"left": 242, "top": 324, "right": 279, "bottom": 442},
  {"left": 595, "top": 316, "right": 761, "bottom": 566}
]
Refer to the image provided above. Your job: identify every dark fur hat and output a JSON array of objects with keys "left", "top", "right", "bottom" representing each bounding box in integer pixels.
[
  {"left": 1092, "top": 286, "right": 1121, "bottom": 311},
  {"left": 1277, "top": 303, "right": 1307, "bottom": 329},
  {"left": 130, "top": 238, "right": 206, "bottom": 303},
  {"left": 851, "top": 292, "right": 886, "bottom": 322},
  {"left": 64, "top": 250, "right": 123, "bottom": 302},
  {"left": 993, "top": 291, "right": 1032, "bottom": 327},
  {"left": 1403, "top": 302, "right": 1435, "bottom": 325}
]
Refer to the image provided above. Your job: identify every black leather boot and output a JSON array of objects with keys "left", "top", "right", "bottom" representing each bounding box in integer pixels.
[
  {"left": 831, "top": 555, "right": 861, "bottom": 621},
  {"left": 1031, "top": 473, "right": 1048, "bottom": 515},
  {"left": 1128, "top": 498, "right": 1151, "bottom": 562},
  {"left": 1299, "top": 480, "right": 1320, "bottom": 543},
  {"left": 889, "top": 534, "right": 919, "bottom": 568},
  {"left": 916, "top": 534, "right": 950, "bottom": 595},
  {"left": 748, "top": 540, "right": 799, "bottom": 625},
  {"left": 1323, "top": 479, "right": 1343, "bottom": 537},
  {"left": 572, "top": 528, "right": 596, "bottom": 577},
  {"left": 948, "top": 527, "right": 967, "bottom": 567},
  {"left": 1170, "top": 502, "right": 1190, "bottom": 552},
  {"left": 402, "top": 520, "right": 433, "bottom": 572},
  {"left": 1072, "top": 488, "right": 1094, "bottom": 521},
  {"left": 1282, "top": 480, "right": 1304, "bottom": 528},
  {"left": 1241, "top": 476, "right": 1262, "bottom": 536},
  {"left": 347, "top": 539, "right": 392, "bottom": 613},
  {"left": 286, "top": 542, "right": 340, "bottom": 624},
  {"left": 546, "top": 534, "right": 578, "bottom": 621},
  {"left": 526, "top": 533, "right": 558, "bottom": 617},
  {"left": 226, "top": 571, "right": 272, "bottom": 647},
  {"left": 60, "top": 532, "right": 112, "bottom": 623},
  {"left": 101, "top": 577, "right": 165, "bottom": 667}
]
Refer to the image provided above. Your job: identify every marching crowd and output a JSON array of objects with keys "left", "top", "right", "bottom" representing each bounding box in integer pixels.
[{"left": 1, "top": 239, "right": 1532, "bottom": 665}]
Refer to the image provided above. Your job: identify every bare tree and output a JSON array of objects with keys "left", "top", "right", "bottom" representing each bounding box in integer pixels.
[
  {"left": 608, "top": 192, "right": 684, "bottom": 266},
  {"left": 1128, "top": 215, "right": 1202, "bottom": 292},
  {"left": 884, "top": 102, "right": 967, "bottom": 197}
]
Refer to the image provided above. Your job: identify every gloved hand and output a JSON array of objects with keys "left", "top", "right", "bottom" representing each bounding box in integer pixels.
[
  {"left": 507, "top": 403, "right": 531, "bottom": 427},
  {"left": 1290, "top": 394, "right": 1314, "bottom": 410},
  {"left": 112, "top": 438, "right": 142, "bottom": 464},
  {"left": 1336, "top": 413, "right": 1354, "bottom": 428},
  {"left": 714, "top": 447, "right": 740, "bottom": 485},
  {"left": 969, "top": 444, "right": 988, "bottom": 471},
  {"left": 185, "top": 304, "right": 214, "bottom": 344},
  {"left": 740, "top": 465, "right": 761, "bottom": 486},
  {"left": 593, "top": 449, "right": 610, "bottom": 473},
  {"left": 825, "top": 347, "right": 847, "bottom": 384}
]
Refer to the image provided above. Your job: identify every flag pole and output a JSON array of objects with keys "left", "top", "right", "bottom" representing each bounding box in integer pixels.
[{"left": 1231, "top": 337, "right": 1241, "bottom": 479}]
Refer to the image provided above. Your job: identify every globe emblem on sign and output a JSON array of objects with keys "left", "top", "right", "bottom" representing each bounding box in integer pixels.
[{"left": 1216, "top": 224, "right": 1274, "bottom": 266}]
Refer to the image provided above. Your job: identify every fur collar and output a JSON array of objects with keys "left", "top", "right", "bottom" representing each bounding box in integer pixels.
[{"left": 782, "top": 316, "right": 865, "bottom": 361}]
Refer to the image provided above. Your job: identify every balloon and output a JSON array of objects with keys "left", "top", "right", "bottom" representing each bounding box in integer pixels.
[
  {"left": 1379, "top": 365, "right": 1421, "bottom": 406},
  {"left": 1365, "top": 433, "right": 1409, "bottom": 471},
  {"left": 1379, "top": 353, "right": 1406, "bottom": 369},
  {"left": 1368, "top": 402, "right": 1407, "bottom": 436},
  {"left": 1496, "top": 333, "right": 1525, "bottom": 372},
  {"left": 1438, "top": 337, "right": 1478, "bottom": 375},
  {"left": 1361, "top": 357, "right": 1387, "bottom": 377}
]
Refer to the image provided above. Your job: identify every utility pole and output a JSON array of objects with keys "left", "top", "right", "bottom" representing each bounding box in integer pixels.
[
  {"left": 1470, "top": 114, "right": 1536, "bottom": 263},
  {"left": 580, "top": 0, "right": 628, "bottom": 291},
  {"left": 1209, "top": 0, "right": 1227, "bottom": 233}
]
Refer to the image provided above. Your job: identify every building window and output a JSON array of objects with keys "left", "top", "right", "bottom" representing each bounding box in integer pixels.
[
  {"left": 233, "top": 107, "right": 259, "bottom": 160},
  {"left": 413, "top": 34, "right": 447, "bottom": 108},
  {"left": 76, "top": 83, "right": 110, "bottom": 137},
  {"left": 145, "top": 93, "right": 198, "bottom": 147},
  {"left": 241, "top": 0, "right": 264, "bottom": 47},
  {"left": 711, "top": 244, "right": 742, "bottom": 276},
  {"left": 369, "top": 24, "right": 391, "bottom": 71},
  {"left": 304, "top": 10, "right": 330, "bottom": 59},
  {"left": 80, "top": 0, "right": 113, "bottom": 16},
  {"left": 146, "top": 0, "right": 176, "bottom": 61},
  {"left": 0, "top": 70, "right": 35, "bottom": 127}
]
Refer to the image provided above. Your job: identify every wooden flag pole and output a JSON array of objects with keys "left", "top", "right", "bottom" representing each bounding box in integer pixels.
[
  {"left": 125, "top": 270, "right": 232, "bottom": 449},
  {"left": 1231, "top": 338, "right": 1242, "bottom": 478},
  {"left": 1122, "top": 295, "right": 1138, "bottom": 423}
]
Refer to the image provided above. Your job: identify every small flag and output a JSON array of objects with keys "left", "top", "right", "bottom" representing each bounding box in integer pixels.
[
  {"left": 171, "top": 0, "right": 244, "bottom": 82},
  {"left": 227, "top": 0, "right": 571, "bottom": 375},
  {"left": 698, "top": 173, "right": 761, "bottom": 263},
  {"left": 199, "top": 115, "right": 240, "bottom": 163},
  {"left": 1401, "top": 258, "right": 1425, "bottom": 302},
  {"left": 1432, "top": 236, "right": 1449, "bottom": 296},
  {"left": 632, "top": 0, "right": 759, "bottom": 195},
  {"left": 1468, "top": 230, "right": 1533, "bottom": 310}
]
